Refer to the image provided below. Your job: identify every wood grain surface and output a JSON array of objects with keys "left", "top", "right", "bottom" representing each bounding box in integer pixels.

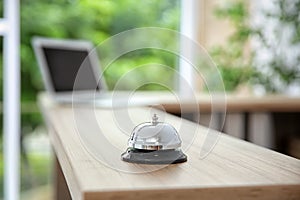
[{"left": 39, "top": 93, "right": 300, "bottom": 200}]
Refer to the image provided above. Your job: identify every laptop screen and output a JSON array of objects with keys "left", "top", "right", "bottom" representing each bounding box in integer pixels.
[{"left": 43, "top": 47, "right": 99, "bottom": 92}]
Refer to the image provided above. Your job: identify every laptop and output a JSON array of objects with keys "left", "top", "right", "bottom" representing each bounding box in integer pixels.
[{"left": 32, "top": 37, "right": 108, "bottom": 103}]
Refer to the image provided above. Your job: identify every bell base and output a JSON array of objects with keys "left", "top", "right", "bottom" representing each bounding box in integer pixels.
[{"left": 121, "top": 148, "right": 187, "bottom": 165}]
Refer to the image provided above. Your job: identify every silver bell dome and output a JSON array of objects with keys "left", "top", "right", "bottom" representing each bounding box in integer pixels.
[
  {"left": 121, "top": 114, "right": 187, "bottom": 164},
  {"left": 128, "top": 114, "right": 182, "bottom": 150}
]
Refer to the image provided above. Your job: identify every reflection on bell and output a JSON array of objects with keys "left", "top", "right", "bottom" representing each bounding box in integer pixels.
[{"left": 121, "top": 114, "right": 187, "bottom": 164}]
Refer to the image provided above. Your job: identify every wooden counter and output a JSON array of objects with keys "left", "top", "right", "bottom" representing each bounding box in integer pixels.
[
  {"left": 94, "top": 91, "right": 300, "bottom": 113},
  {"left": 38, "top": 93, "right": 300, "bottom": 200}
]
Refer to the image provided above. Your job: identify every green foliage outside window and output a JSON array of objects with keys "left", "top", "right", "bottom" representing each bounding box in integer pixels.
[
  {"left": 210, "top": 0, "right": 300, "bottom": 93},
  {"left": 252, "top": 0, "right": 300, "bottom": 92},
  {"left": 209, "top": 1, "right": 254, "bottom": 91},
  {"left": 0, "top": 0, "right": 181, "bottom": 134}
]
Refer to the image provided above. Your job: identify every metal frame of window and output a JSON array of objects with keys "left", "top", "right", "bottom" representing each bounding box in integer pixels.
[
  {"left": 179, "top": 0, "right": 200, "bottom": 95},
  {"left": 1, "top": 0, "right": 20, "bottom": 200}
]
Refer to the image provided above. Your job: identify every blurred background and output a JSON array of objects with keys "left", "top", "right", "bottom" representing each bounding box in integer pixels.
[{"left": 0, "top": 0, "right": 299, "bottom": 199}]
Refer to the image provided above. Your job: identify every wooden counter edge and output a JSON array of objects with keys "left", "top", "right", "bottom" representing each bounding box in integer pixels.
[
  {"left": 37, "top": 95, "right": 84, "bottom": 200},
  {"left": 84, "top": 184, "right": 300, "bottom": 200}
]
